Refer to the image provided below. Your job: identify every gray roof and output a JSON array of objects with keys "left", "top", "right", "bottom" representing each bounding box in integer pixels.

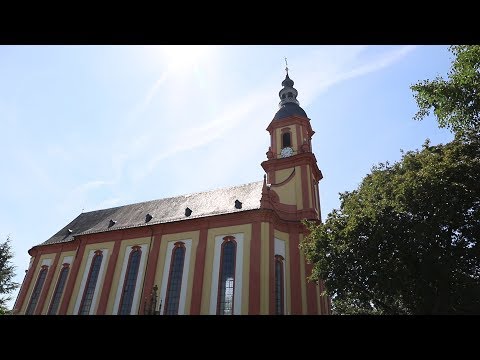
[
  {"left": 38, "top": 181, "right": 263, "bottom": 247},
  {"left": 273, "top": 102, "right": 308, "bottom": 121}
]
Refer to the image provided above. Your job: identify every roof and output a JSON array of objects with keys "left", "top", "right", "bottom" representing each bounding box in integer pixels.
[
  {"left": 37, "top": 181, "right": 263, "bottom": 247},
  {"left": 273, "top": 102, "right": 308, "bottom": 121}
]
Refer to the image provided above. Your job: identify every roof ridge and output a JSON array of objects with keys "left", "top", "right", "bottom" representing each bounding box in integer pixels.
[{"left": 178, "top": 179, "right": 263, "bottom": 199}]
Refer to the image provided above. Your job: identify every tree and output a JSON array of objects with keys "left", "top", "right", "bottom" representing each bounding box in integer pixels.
[
  {"left": 301, "top": 129, "right": 480, "bottom": 314},
  {"left": 411, "top": 45, "right": 480, "bottom": 133},
  {"left": 0, "top": 237, "right": 19, "bottom": 314}
]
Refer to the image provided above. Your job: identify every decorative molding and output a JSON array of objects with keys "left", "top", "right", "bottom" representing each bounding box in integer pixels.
[
  {"left": 261, "top": 152, "right": 322, "bottom": 181},
  {"left": 266, "top": 115, "right": 314, "bottom": 139}
]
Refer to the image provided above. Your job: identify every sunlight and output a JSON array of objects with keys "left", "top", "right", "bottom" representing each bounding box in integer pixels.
[{"left": 158, "top": 45, "right": 214, "bottom": 73}]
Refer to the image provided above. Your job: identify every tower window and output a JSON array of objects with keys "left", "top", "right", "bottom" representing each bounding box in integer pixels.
[
  {"left": 274, "top": 255, "right": 285, "bottom": 315},
  {"left": 164, "top": 242, "right": 186, "bottom": 315},
  {"left": 47, "top": 263, "right": 70, "bottom": 315},
  {"left": 25, "top": 265, "right": 49, "bottom": 315},
  {"left": 287, "top": 92, "right": 293, "bottom": 98},
  {"left": 282, "top": 132, "right": 291, "bottom": 148},
  {"left": 281, "top": 93, "right": 286, "bottom": 99},
  {"left": 118, "top": 246, "right": 142, "bottom": 315},
  {"left": 217, "top": 237, "right": 237, "bottom": 315},
  {"left": 78, "top": 250, "right": 103, "bottom": 315}
]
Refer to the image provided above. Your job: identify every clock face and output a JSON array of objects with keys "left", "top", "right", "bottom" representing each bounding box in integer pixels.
[{"left": 281, "top": 146, "right": 294, "bottom": 158}]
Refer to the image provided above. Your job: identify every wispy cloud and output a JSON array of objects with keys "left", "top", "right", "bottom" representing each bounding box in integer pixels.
[
  {"left": 93, "top": 197, "right": 122, "bottom": 210},
  {"left": 132, "top": 89, "right": 272, "bottom": 182},
  {"left": 72, "top": 180, "right": 112, "bottom": 194},
  {"left": 125, "top": 71, "right": 171, "bottom": 125},
  {"left": 292, "top": 45, "right": 419, "bottom": 107}
]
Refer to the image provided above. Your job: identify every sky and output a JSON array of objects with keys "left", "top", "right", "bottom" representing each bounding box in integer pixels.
[{"left": 0, "top": 45, "right": 455, "bottom": 309}]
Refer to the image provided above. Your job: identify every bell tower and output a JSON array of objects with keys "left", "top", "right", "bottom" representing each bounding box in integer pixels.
[{"left": 261, "top": 67, "right": 323, "bottom": 221}]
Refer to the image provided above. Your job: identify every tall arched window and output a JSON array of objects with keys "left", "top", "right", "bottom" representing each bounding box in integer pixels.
[
  {"left": 217, "top": 236, "right": 237, "bottom": 315},
  {"left": 274, "top": 255, "right": 285, "bottom": 315},
  {"left": 118, "top": 246, "right": 142, "bottom": 315},
  {"left": 164, "top": 242, "right": 186, "bottom": 315},
  {"left": 282, "top": 132, "right": 291, "bottom": 148},
  {"left": 25, "top": 265, "right": 49, "bottom": 315},
  {"left": 78, "top": 250, "right": 103, "bottom": 315},
  {"left": 47, "top": 263, "right": 70, "bottom": 315}
]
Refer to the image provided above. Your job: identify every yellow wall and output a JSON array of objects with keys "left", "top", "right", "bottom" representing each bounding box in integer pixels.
[
  {"left": 294, "top": 166, "right": 304, "bottom": 209},
  {"left": 260, "top": 222, "right": 269, "bottom": 314},
  {"left": 200, "top": 224, "right": 252, "bottom": 315},
  {"left": 20, "top": 253, "right": 55, "bottom": 314},
  {"left": 67, "top": 242, "right": 114, "bottom": 314},
  {"left": 312, "top": 175, "right": 318, "bottom": 212},
  {"left": 152, "top": 230, "right": 199, "bottom": 315},
  {"left": 106, "top": 237, "right": 151, "bottom": 315},
  {"left": 299, "top": 234, "right": 307, "bottom": 314},
  {"left": 273, "top": 172, "right": 297, "bottom": 206},
  {"left": 41, "top": 251, "right": 76, "bottom": 314},
  {"left": 306, "top": 165, "right": 312, "bottom": 208},
  {"left": 275, "top": 168, "right": 293, "bottom": 183},
  {"left": 274, "top": 229, "right": 291, "bottom": 315}
]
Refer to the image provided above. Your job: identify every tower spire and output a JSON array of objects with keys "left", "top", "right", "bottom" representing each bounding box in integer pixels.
[
  {"left": 279, "top": 61, "right": 299, "bottom": 107},
  {"left": 272, "top": 61, "right": 308, "bottom": 121}
]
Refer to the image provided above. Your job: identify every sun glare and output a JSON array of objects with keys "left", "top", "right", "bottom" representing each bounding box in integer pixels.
[{"left": 158, "top": 45, "right": 214, "bottom": 73}]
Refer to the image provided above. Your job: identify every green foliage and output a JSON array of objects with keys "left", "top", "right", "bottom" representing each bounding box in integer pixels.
[
  {"left": 411, "top": 45, "right": 480, "bottom": 133},
  {"left": 0, "top": 237, "right": 19, "bottom": 314},
  {"left": 301, "top": 130, "right": 480, "bottom": 314}
]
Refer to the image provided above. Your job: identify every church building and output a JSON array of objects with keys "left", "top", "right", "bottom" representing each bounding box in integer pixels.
[{"left": 14, "top": 70, "right": 331, "bottom": 315}]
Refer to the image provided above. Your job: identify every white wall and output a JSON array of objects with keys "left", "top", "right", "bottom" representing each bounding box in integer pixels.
[
  {"left": 274, "top": 238, "right": 287, "bottom": 315},
  {"left": 73, "top": 248, "right": 109, "bottom": 315},
  {"left": 159, "top": 239, "right": 192, "bottom": 315},
  {"left": 112, "top": 243, "right": 149, "bottom": 315},
  {"left": 209, "top": 233, "right": 244, "bottom": 315}
]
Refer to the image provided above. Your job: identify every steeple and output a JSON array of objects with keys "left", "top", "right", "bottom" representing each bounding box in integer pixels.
[
  {"left": 278, "top": 60, "right": 300, "bottom": 107},
  {"left": 273, "top": 63, "right": 308, "bottom": 121},
  {"left": 261, "top": 66, "right": 323, "bottom": 221}
]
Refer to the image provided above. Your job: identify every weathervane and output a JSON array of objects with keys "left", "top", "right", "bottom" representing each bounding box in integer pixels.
[{"left": 284, "top": 57, "right": 289, "bottom": 75}]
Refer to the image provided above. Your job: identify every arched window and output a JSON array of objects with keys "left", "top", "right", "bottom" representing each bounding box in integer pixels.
[
  {"left": 164, "top": 242, "right": 186, "bottom": 315},
  {"left": 274, "top": 255, "right": 285, "bottom": 315},
  {"left": 282, "top": 132, "right": 291, "bottom": 148},
  {"left": 47, "top": 263, "right": 70, "bottom": 315},
  {"left": 25, "top": 265, "right": 48, "bottom": 315},
  {"left": 118, "top": 246, "right": 142, "bottom": 315},
  {"left": 217, "top": 236, "right": 236, "bottom": 315},
  {"left": 78, "top": 250, "right": 103, "bottom": 315}
]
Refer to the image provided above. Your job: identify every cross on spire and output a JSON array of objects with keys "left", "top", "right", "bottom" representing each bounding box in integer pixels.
[{"left": 284, "top": 57, "right": 289, "bottom": 75}]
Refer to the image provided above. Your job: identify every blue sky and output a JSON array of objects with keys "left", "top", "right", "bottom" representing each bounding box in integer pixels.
[{"left": 0, "top": 45, "right": 454, "bottom": 309}]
